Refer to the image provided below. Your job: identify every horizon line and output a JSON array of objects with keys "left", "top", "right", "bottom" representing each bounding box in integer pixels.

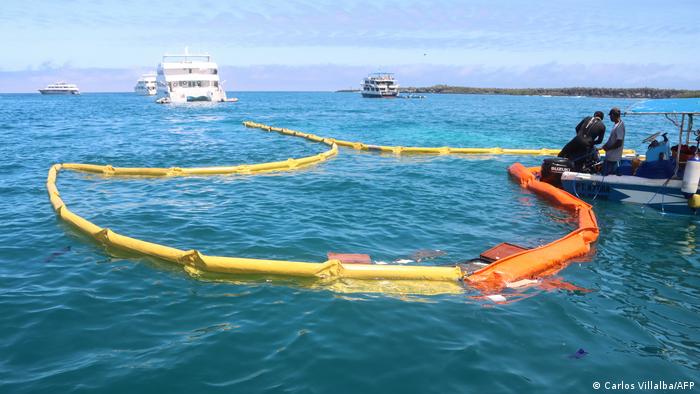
[{"left": 3, "top": 86, "right": 700, "bottom": 94}]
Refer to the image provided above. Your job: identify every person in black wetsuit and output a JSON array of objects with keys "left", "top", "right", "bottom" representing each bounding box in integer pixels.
[{"left": 558, "top": 111, "right": 606, "bottom": 172}]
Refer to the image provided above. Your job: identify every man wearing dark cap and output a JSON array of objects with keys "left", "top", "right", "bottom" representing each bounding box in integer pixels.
[
  {"left": 558, "top": 111, "right": 606, "bottom": 172},
  {"left": 601, "top": 107, "right": 625, "bottom": 175}
]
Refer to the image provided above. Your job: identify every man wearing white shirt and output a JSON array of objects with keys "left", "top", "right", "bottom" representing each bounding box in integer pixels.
[{"left": 602, "top": 107, "right": 626, "bottom": 175}]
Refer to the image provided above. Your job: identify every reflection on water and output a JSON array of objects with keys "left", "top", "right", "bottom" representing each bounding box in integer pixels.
[
  {"left": 679, "top": 222, "right": 697, "bottom": 256},
  {"left": 184, "top": 265, "right": 467, "bottom": 296}
]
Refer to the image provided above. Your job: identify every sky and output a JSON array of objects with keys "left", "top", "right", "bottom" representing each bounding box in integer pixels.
[{"left": 1, "top": 0, "right": 698, "bottom": 92}]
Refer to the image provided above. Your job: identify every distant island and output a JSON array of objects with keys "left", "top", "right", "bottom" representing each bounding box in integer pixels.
[{"left": 336, "top": 86, "right": 700, "bottom": 98}]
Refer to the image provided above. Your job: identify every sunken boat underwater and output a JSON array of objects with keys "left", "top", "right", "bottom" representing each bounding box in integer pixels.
[{"left": 540, "top": 99, "right": 700, "bottom": 215}]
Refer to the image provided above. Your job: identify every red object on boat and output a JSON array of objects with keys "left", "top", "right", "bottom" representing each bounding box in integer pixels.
[
  {"left": 672, "top": 144, "right": 698, "bottom": 163},
  {"left": 327, "top": 252, "right": 372, "bottom": 264},
  {"left": 479, "top": 242, "right": 529, "bottom": 262}
]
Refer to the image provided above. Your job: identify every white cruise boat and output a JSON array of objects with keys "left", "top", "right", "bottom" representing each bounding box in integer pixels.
[
  {"left": 39, "top": 82, "right": 80, "bottom": 95},
  {"left": 155, "top": 48, "right": 227, "bottom": 103},
  {"left": 134, "top": 73, "right": 157, "bottom": 96},
  {"left": 361, "top": 73, "right": 399, "bottom": 98}
]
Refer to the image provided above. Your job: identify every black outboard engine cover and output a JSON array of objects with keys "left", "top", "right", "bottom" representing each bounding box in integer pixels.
[{"left": 541, "top": 157, "right": 574, "bottom": 186}]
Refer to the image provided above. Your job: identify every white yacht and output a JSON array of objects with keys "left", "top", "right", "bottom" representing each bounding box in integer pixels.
[
  {"left": 134, "top": 73, "right": 157, "bottom": 96},
  {"left": 361, "top": 73, "right": 399, "bottom": 98},
  {"left": 39, "top": 82, "right": 80, "bottom": 95},
  {"left": 155, "top": 48, "right": 227, "bottom": 103}
]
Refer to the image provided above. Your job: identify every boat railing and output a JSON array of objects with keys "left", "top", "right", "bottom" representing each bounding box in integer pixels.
[
  {"left": 624, "top": 111, "right": 698, "bottom": 177},
  {"left": 162, "top": 54, "right": 212, "bottom": 63}
]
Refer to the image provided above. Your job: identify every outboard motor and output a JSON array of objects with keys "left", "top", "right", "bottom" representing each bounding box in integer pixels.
[{"left": 541, "top": 157, "right": 574, "bottom": 186}]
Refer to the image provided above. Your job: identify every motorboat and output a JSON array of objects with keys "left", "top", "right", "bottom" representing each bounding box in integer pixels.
[
  {"left": 155, "top": 48, "right": 227, "bottom": 103},
  {"left": 134, "top": 73, "right": 157, "bottom": 96},
  {"left": 540, "top": 99, "right": 700, "bottom": 215},
  {"left": 361, "top": 73, "right": 399, "bottom": 98},
  {"left": 39, "top": 82, "right": 80, "bottom": 95}
]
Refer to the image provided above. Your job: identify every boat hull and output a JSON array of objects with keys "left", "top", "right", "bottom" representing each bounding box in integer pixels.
[
  {"left": 361, "top": 92, "right": 398, "bottom": 98},
  {"left": 561, "top": 172, "right": 697, "bottom": 215},
  {"left": 39, "top": 90, "right": 79, "bottom": 95},
  {"left": 134, "top": 88, "right": 156, "bottom": 96},
  {"left": 157, "top": 87, "right": 226, "bottom": 104},
  {"left": 186, "top": 96, "right": 210, "bottom": 102}
]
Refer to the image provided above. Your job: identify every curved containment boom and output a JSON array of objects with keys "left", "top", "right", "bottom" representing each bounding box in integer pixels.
[
  {"left": 465, "top": 163, "right": 599, "bottom": 291},
  {"left": 61, "top": 141, "right": 339, "bottom": 176},
  {"left": 243, "top": 121, "right": 636, "bottom": 157},
  {"left": 46, "top": 148, "right": 463, "bottom": 287},
  {"left": 46, "top": 122, "right": 600, "bottom": 295}
]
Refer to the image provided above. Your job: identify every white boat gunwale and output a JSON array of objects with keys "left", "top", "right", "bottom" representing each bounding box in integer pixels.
[{"left": 557, "top": 102, "right": 700, "bottom": 215}]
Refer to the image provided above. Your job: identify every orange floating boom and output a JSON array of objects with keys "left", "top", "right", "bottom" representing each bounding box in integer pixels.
[{"left": 466, "top": 163, "right": 599, "bottom": 292}]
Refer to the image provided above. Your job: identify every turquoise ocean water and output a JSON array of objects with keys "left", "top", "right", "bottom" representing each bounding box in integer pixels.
[{"left": 0, "top": 92, "right": 698, "bottom": 393}]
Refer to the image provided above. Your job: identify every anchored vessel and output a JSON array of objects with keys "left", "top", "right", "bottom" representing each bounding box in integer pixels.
[
  {"left": 134, "top": 73, "right": 157, "bottom": 96},
  {"left": 39, "top": 82, "right": 80, "bottom": 95},
  {"left": 361, "top": 73, "right": 399, "bottom": 98},
  {"left": 541, "top": 99, "right": 700, "bottom": 215},
  {"left": 155, "top": 49, "right": 227, "bottom": 103}
]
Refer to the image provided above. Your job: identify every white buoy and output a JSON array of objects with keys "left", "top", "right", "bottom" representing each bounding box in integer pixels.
[{"left": 681, "top": 154, "right": 700, "bottom": 194}]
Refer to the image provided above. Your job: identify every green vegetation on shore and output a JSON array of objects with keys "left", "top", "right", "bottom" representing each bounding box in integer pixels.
[{"left": 337, "top": 86, "right": 700, "bottom": 98}]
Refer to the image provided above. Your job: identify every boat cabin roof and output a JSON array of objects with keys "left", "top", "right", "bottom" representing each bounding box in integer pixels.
[
  {"left": 46, "top": 82, "right": 77, "bottom": 88},
  {"left": 366, "top": 73, "right": 395, "bottom": 79}
]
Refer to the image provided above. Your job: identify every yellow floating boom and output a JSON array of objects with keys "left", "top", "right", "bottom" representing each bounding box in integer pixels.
[
  {"left": 47, "top": 159, "right": 462, "bottom": 289},
  {"left": 243, "top": 121, "right": 636, "bottom": 157},
  {"left": 46, "top": 120, "right": 606, "bottom": 295}
]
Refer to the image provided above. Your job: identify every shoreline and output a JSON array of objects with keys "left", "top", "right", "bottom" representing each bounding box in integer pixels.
[{"left": 337, "top": 86, "right": 700, "bottom": 98}]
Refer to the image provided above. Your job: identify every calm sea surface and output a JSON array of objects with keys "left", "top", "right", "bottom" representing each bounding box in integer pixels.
[{"left": 0, "top": 92, "right": 697, "bottom": 393}]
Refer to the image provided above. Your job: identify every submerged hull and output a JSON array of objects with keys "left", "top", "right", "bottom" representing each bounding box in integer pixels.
[{"left": 561, "top": 172, "right": 697, "bottom": 215}]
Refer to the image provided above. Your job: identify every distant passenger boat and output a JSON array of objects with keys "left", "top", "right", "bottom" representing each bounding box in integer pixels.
[
  {"left": 361, "top": 73, "right": 399, "bottom": 98},
  {"left": 39, "top": 82, "right": 80, "bottom": 95},
  {"left": 134, "top": 73, "right": 157, "bottom": 96},
  {"left": 155, "top": 48, "right": 227, "bottom": 103}
]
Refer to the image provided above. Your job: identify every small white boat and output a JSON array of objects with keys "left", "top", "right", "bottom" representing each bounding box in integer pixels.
[
  {"left": 39, "top": 82, "right": 80, "bottom": 95},
  {"left": 155, "top": 48, "right": 228, "bottom": 103},
  {"left": 542, "top": 99, "right": 700, "bottom": 215},
  {"left": 134, "top": 73, "right": 157, "bottom": 96},
  {"left": 361, "top": 73, "right": 399, "bottom": 98}
]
